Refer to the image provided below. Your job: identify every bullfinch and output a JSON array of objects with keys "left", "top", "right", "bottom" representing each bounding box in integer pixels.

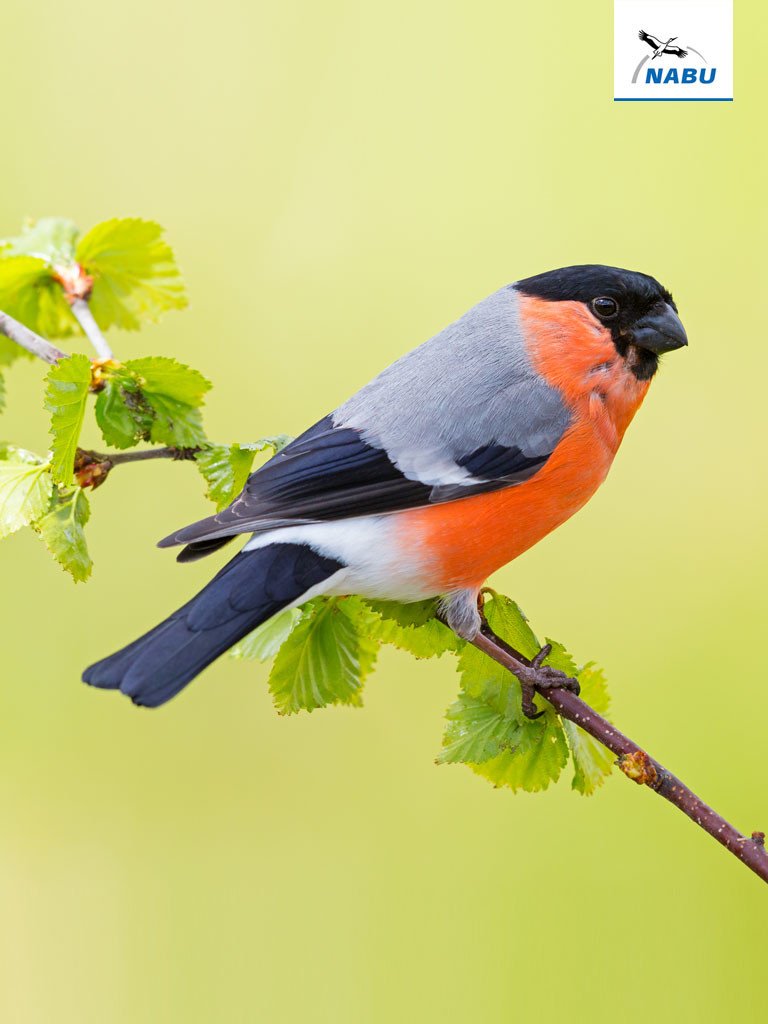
[{"left": 83, "top": 264, "right": 687, "bottom": 707}]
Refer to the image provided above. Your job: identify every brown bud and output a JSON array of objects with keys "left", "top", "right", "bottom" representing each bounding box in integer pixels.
[
  {"left": 52, "top": 262, "right": 94, "bottom": 303},
  {"left": 617, "top": 750, "right": 658, "bottom": 787},
  {"left": 74, "top": 449, "right": 112, "bottom": 490},
  {"left": 89, "top": 358, "right": 120, "bottom": 393}
]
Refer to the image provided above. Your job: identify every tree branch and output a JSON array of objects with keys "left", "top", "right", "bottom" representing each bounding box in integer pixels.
[
  {"left": 74, "top": 446, "right": 200, "bottom": 488},
  {"left": 70, "top": 298, "right": 113, "bottom": 361},
  {"left": 469, "top": 626, "right": 768, "bottom": 886},
  {"left": 0, "top": 310, "right": 66, "bottom": 364},
  {"left": 85, "top": 446, "right": 200, "bottom": 466},
  {"left": 51, "top": 264, "right": 113, "bottom": 361}
]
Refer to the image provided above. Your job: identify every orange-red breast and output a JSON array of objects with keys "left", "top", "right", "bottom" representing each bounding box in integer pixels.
[{"left": 84, "top": 265, "right": 687, "bottom": 706}]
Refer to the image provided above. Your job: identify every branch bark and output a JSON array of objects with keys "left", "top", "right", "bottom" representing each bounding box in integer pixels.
[
  {"left": 469, "top": 626, "right": 768, "bottom": 886},
  {"left": 0, "top": 310, "right": 66, "bottom": 364},
  {"left": 82, "top": 446, "right": 200, "bottom": 466},
  {"left": 74, "top": 446, "right": 200, "bottom": 488},
  {"left": 70, "top": 298, "right": 113, "bottom": 361}
]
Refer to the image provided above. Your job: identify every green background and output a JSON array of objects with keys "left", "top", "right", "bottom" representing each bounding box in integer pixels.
[{"left": 1, "top": 1, "right": 766, "bottom": 1020}]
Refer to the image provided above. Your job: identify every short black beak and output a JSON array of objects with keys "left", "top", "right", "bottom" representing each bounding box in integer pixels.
[{"left": 632, "top": 303, "right": 688, "bottom": 354}]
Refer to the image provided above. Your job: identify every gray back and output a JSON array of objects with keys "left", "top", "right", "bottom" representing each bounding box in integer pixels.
[{"left": 335, "top": 284, "right": 571, "bottom": 485}]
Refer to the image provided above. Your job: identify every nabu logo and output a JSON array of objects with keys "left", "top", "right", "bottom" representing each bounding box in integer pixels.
[
  {"left": 632, "top": 28, "right": 715, "bottom": 86},
  {"left": 613, "top": 1, "right": 732, "bottom": 102}
]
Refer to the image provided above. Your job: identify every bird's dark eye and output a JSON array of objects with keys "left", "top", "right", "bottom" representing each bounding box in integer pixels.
[{"left": 591, "top": 296, "right": 619, "bottom": 319}]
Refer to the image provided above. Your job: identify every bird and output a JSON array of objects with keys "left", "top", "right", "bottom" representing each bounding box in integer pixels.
[
  {"left": 83, "top": 264, "right": 688, "bottom": 708},
  {"left": 638, "top": 30, "right": 689, "bottom": 59}
]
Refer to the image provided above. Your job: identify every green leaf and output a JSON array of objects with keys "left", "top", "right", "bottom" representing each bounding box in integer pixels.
[
  {"left": 0, "top": 443, "right": 45, "bottom": 463},
  {"left": 93, "top": 358, "right": 210, "bottom": 450},
  {"left": 94, "top": 372, "right": 147, "bottom": 444},
  {"left": 142, "top": 392, "right": 205, "bottom": 447},
  {"left": 345, "top": 596, "right": 380, "bottom": 682},
  {"left": 34, "top": 488, "right": 92, "bottom": 582},
  {"left": 456, "top": 594, "right": 547, "bottom": 725},
  {"left": 443, "top": 598, "right": 536, "bottom": 769},
  {"left": 0, "top": 217, "right": 186, "bottom": 339},
  {"left": 456, "top": 597, "right": 535, "bottom": 710},
  {"left": 242, "top": 434, "right": 292, "bottom": 454},
  {"left": 366, "top": 598, "right": 440, "bottom": 628},
  {"left": 438, "top": 690, "right": 523, "bottom": 765},
  {"left": 93, "top": 372, "right": 152, "bottom": 449},
  {"left": 0, "top": 371, "right": 5, "bottom": 413},
  {"left": 1, "top": 217, "right": 79, "bottom": 264},
  {"left": 44, "top": 354, "right": 92, "bottom": 486},
  {"left": 471, "top": 709, "right": 569, "bottom": 792},
  {"left": 453, "top": 593, "right": 613, "bottom": 794},
  {"left": 196, "top": 436, "right": 293, "bottom": 510},
  {"left": 125, "top": 357, "right": 210, "bottom": 405},
  {"left": 76, "top": 218, "right": 188, "bottom": 330},
  {"left": 439, "top": 598, "right": 536, "bottom": 767},
  {"left": 375, "top": 615, "right": 462, "bottom": 659},
  {"left": 452, "top": 593, "right": 571, "bottom": 791},
  {"left": 231, "top": 606, "right": 303, "bottom": 661},
  {"left": 0, "top": 255, "right": 75, "bottom": 339},
  {"left": 366, "top": 598, "right": 463, "bottom": 658},
  {"left": 562, "top": 664, "right": 614, "bottom": 795},
  {"left": 196, "top": 444, "right": 256, "bottom": 509},
  {"left": 267, "top": 597, "right": 379, "bottom": 714},
  {"left": 0, "top": 446, "right": 53, "bottom": 538},
  {"left": 575, "top": 661, "right": 610, "bottom": 716},
  {"left": 124, "top": 357, "right": 210, "bottom": 448},
  {"left": 541, "top": 638, "right": 579, "bottom": 676},
  {"left": 484, "top": 592, "right": 541, "bottom": 660}
]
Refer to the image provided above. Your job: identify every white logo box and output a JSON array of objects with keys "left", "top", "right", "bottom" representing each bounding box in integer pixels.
[{"left": 614, "top": 0, "right": 733, "bottom": 101}]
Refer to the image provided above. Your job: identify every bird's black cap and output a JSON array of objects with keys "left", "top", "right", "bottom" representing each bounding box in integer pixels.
[{"left": 514, "top": 264, "right": 675, "bottom": 310}]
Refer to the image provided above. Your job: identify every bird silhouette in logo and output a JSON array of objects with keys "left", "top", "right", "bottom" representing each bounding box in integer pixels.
[{"left": 638, "top": 30, "right": 688, "bottom": 59}]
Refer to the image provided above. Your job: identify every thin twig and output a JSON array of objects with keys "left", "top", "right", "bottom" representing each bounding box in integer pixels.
[
  {"left": 70, "top": 298, "right": 113, "bottom": 360},
  {"left": 469, "top": 627, "right": 768, "bottom": 886},
  {"left": 74, "top": 446, "right": 200, "bottom": 488},
  {"left": 0, "top": 310, "right": 66, "bottom": 364},
  {"left": 87, "top": 447, "right": 200, "bottom": 465}
]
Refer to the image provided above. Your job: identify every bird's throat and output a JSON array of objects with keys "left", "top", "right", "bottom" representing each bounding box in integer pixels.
[{"left": 625, "top": 343, "right": 659, "bottom": 381}]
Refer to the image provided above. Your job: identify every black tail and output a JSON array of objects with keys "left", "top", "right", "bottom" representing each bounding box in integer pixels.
[{"left": 83, "top": 544, "right": 344, "bottom": 708}]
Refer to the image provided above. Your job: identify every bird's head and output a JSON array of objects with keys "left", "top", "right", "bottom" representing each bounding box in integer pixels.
[{"left": 515, "top": 264, "right": 687, "bottom": 381}]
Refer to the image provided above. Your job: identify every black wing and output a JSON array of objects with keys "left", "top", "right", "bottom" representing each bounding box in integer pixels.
[
  {"left": 638, "top": 29, "right": 662, "bottom": 49},
  {"left": 159, "top": 415, "right": 560, "bottom": 560}
]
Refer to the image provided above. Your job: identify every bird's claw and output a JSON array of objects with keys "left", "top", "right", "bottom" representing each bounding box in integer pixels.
[
  {"left": 520, "top": 683, "right": 545, "bottom": 720},
  {"left": 531, "top": 644, "right": 551, "bottom": 670},
  {"left": 516, "top": 644, "right": 580, "bottom": 719}
]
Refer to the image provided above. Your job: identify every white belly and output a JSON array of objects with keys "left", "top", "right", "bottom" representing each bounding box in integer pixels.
[{"left": 242, "top": 515, "right": 438, "bottom": 603}]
